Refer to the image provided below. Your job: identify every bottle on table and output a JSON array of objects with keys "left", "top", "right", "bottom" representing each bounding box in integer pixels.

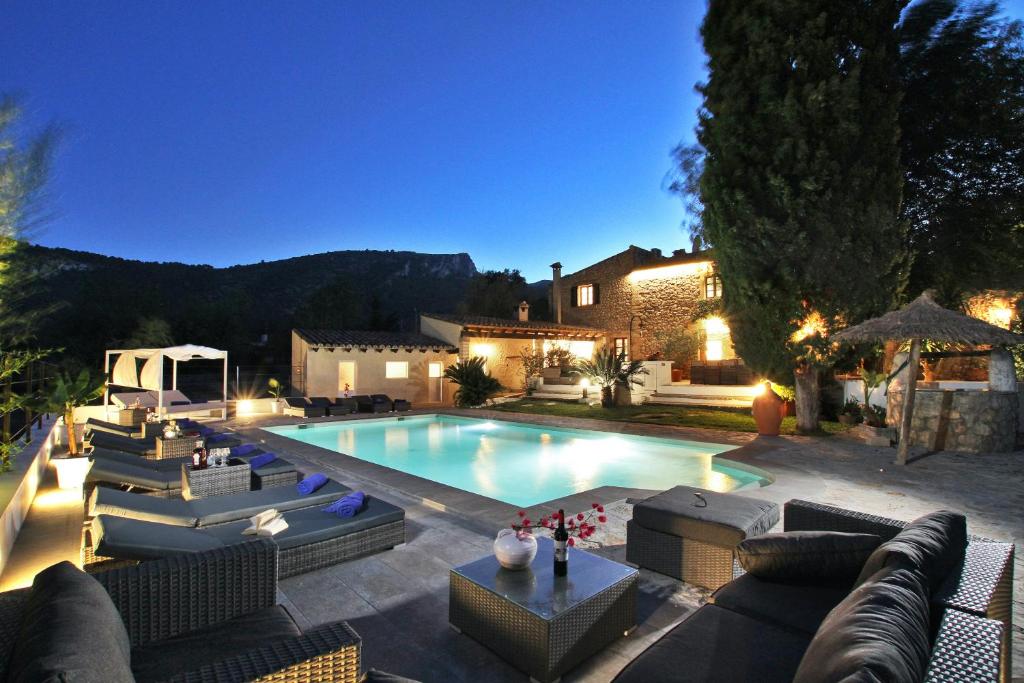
[
  {"left": 191, "top": 446, "right": 202, "bottom": 470},
  {"left": 553, "top": 509, "right": 568, "bottom": 577}
]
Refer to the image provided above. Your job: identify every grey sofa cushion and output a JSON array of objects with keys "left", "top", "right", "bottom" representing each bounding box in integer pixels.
[
  {"left": 7, "top": 561, "right": 134, "bottom": 683},
  {"left": 793, "top": 566, "right": 932, "bottom": 683},
  {"left": 711, "top": 572, "right": 851, "bottom": 635},
  {"left": 131, "top": 605, "right": 300, "bottom": 683},
  {"left": 189, "top": 479, "right": 350, "bottom": 526},
  {"left": 854, "top": 510, "right": 967, "bottom": 591},
  {"left": 632, "top": 487, "right": 779, "bottom": 546},
  {"left": 206, "top": 496, "right": 405, "bottom": 550},
  {"left": 613, "top": 604, "right": 811, "bottom": 683},
  {"left": 90, "top": 486, "right": 198, "bottom": 526},
  {"left": 93, "top": 515, "right": 225, "bottom": 561},
  {"left": 736, "top": 531, "right": 881, "bottom": 584}
]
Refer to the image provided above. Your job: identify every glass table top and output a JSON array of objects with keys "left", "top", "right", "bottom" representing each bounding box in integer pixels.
[{"left": 451, "top": 536, "right": 637, "bottom": 620}]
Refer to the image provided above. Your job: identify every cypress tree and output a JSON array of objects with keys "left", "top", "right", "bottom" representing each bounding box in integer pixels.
[{"left": 696, "top": 0, "right": 907, "bottom": 431}]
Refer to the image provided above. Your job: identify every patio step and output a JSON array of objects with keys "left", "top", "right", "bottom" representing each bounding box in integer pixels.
[
  {"left": 530, "top": 391, "right": 584, "bottom": 401},
  {"left": 647, "top": 392, "right": 753, "bottom": 408}
]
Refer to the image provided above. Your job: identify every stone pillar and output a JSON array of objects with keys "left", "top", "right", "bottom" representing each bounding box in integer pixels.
[{"left": 988, "top": 348, "right": 1017, "bottom": 391}]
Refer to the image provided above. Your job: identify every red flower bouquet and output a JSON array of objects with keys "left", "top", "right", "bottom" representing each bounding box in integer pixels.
[{"left": 510, "top": 503, "right": 607, "bottom": 547}]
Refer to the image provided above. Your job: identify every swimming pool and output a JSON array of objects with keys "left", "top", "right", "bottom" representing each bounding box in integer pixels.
[{"left": 264, "top": 415, "right": 766, "bottom": 507}]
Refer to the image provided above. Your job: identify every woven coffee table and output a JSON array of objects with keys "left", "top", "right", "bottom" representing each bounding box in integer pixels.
[
  {"left": 450, "top": 537, "right": 637, "bottom": 683},
  {"left": 181, "top": 459, "right": 251, "bottom": 499}
]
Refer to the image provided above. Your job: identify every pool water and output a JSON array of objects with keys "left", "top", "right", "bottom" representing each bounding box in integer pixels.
[{"left": 264, "top": 415, "right": 765, "bottom": 507}]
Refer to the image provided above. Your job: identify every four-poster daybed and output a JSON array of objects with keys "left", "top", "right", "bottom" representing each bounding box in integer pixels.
[{"left": 103, "top": 345, "right": 228, "bottom": 420}]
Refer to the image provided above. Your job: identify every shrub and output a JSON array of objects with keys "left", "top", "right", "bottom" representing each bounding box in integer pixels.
[{"left": 444, "top": 357, "right": 504, "bottom": 407}]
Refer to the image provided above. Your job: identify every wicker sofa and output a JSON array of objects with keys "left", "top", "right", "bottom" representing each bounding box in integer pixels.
[
  {"left": 614, "top": 499, "right": 1014, "bottom": 682},
  {"left": 0, "top": 541, "right": 361, "bottom": 682}
]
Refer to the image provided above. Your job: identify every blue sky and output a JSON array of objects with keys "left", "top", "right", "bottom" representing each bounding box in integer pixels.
[{"left": 5, "top": 2, "right": 1022, "bottom": 281}]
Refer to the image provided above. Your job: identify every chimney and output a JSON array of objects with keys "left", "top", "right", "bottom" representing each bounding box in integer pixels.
[
  {"left": 518, "top": 301, "right": 530, "bottom": 322},
  {"left": 672, "top": 248, "right": 687, "bottom": 258},
  {"left": 550, "top": 262, "right": 563, "bottom": 323},
  {"left": 650, "top": 248, "right": 662, "bottom": 258}
]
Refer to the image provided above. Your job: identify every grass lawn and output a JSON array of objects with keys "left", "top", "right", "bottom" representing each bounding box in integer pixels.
[{"left": 489, "top": 398, "right": 853, "bottom": 436}]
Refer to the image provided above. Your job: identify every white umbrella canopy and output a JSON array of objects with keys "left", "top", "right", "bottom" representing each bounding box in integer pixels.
[{"left": 833, "top": 292, "right": 1023, "bottom": 465}]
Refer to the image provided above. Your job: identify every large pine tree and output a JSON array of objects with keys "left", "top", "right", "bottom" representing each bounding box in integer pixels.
[{"left": 696, "top": 0, "right": 907, "bottom": 431}]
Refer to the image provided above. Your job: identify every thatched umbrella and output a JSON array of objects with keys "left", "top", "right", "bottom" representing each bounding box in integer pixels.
[{"left": 833, "top": 291, "right": 1024, "bottom": 464}]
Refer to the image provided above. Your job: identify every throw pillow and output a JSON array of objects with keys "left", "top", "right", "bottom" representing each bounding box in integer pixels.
[
  {"left": 736, "top": 531, "right": 882, "bottom": 584},
  {"left": 854, "top": 510, "right": 967, "bottom": 591}
]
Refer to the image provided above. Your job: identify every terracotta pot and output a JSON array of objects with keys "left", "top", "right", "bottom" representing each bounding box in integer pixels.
[
  {"left": 751, "top": 385, "right": 784, "bottom": 436},
  {"left": 671, "top": 368, "right": 684, "bottom": 382},
  {"left": 600, "top": 386, "right": 614, "bottom": 408}
]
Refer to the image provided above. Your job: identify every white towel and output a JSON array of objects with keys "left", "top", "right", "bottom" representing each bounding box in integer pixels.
[
  {"left": 243, "top": 508, "right": 281, "bottom": 535},
  {"left": 256, "top": 516, "right": 289, "bottom": 537}
]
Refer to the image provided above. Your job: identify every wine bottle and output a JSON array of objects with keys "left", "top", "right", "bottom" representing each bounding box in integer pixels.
[{"left": 553, "top": 509, "right": 568, "bottom": 576}]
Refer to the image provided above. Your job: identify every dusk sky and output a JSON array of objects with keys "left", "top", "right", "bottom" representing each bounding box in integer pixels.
[{"left": 5, "top": 2, "right": 1023, "bottom": 282}]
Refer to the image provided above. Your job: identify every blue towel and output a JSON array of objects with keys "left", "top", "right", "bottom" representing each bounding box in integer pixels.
[
  {"left": 324, "top": 491, "right": 366, "bottom": 518},
  {"left": 196, "top": 426, "right": 215, "bottom": 437},
  {"left": 297, "top": 473, "right": 328, "bottom": 495},
  {"left": 206, "top": 432, "right": 232, "bottom": 443},
  {"left": 231, "top": 443, "right": 259, "bottom": 457},
  {"left": 249, "top": 452, "right": 277, "bottom": 469}
]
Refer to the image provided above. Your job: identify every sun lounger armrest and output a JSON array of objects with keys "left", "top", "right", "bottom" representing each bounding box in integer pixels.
[
  {"left": 163, "top": 621, "right": 362, "bottom": 683},
  {"left": 94, "top": 540, "right": 279, "bottom": 646},
  {"left": 783, "top": 499, "right": 906, "bottom": 541}
]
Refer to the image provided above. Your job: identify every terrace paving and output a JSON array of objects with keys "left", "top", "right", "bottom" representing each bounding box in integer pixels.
[
  {"left": 1, "top": 408, "right": 1019, "bottom": 681},
  {"left": 232, "top": 408, "right": 1024, "bottom": 681}
]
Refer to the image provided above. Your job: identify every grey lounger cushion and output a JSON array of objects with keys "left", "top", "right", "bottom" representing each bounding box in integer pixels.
[
  {"left": 613, "top": 603, "right": 811, "bottom": 683},
  {"left": 7, "top": 561, "right": 134, "bottom": 683},
  {"left": 93, "top": 515, "right": 226, "bottom": 561},
  {"left": 632, "top": 486, "right": 779, "bottom": 546},
  {"left": 85, "top": 417, "right": 139, "bottom": 437},
  {"left": 90, "top": 446, "right": 188, "bottom": 472},
  {"left": 88, "top": 430, "right": 155, "bottom": 455},
  {"left": 91, "top": 478, "right": 351, "bottom": 527},
  {"left": 90, "top": 487, "right": 197, "bottom": 526},
  {"left": 710, "top": 572, "right": 851, "bottom": 635},
  {"left": 88, "top": 455, "right": 179, "bottom": 491},
  {"left": 189, "top": 479, "right": 350, "bottom": 526},
  {"left": 205, "top": 496, "right": 405, "bottom": 550},
  {"left": 131, "top": 606, "right": 301, "bottom": 683}
]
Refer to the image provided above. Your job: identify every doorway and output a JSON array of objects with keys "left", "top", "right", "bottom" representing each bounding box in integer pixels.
[
  {"left": 428, "top": 361, "right": 443, "bottom": 402},
  {"left": 338, "top": 361, "right": 356, "bottom": 396}
]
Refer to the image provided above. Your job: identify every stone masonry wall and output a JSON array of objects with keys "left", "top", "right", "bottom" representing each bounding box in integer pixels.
[
  {"left": 558, "top": 248, "right": 733, "bottom": 361},
  {"left": 888, "top": 389, "right": 1018, "bottom": 453}
]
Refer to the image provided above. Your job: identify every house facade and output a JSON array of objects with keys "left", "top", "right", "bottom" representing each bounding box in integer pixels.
[
  {"left": 550, "top": 245, "right": 736, "bottom": 367},
  {"left": 421, "top": 309, "right": 605, "bottom": 392},
  {"left": 291, "top": 329, "right": 458, "bottom": 405}
]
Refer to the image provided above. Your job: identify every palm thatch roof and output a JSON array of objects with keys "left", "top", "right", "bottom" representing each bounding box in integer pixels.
[{"left": 833, "top": 292, "right": 1024, "bottom": 346}]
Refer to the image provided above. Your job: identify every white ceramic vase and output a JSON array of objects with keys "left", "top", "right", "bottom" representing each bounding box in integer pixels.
[{"left": 493, "top": 529, "right": 538, "bottom": 571}]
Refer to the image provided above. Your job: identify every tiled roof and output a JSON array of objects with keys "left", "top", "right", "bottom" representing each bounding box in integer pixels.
[
  {"left": 295, "top": 329, "right": 457, "bottom": 350},
  {"left": 422, "top": 313, "right": 604, "bottom": 336}
]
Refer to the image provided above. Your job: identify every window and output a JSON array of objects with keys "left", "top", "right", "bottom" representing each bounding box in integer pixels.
[
  {"left": 337, "top": 361, "right": 356, "bottom": 394},
  {"left": 705, "top": 274, "right": 722, "bottom": 299},
  {"left": 385, "top": 361, "right": 408, "bottom": 379},
  {"left": 577, "top": 284, "right": 594, "bottom": 306},
  {"left": 705, "top": 339, "right": 724, "bottom": 361},
  {"left": 428, "top": 362, "right": 443, "bottom": 378},
  {"left": 613, "top": 337, "right": 629, "bottom": 360}
]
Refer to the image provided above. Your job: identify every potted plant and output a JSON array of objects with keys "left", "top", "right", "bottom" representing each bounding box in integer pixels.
[
  {"left": 267, "top": 378, "right": 284, "bottom": 413},
  {"left": 613, "top": 357, "right": 648, "bottom": 407},
  {"left": 46, "top": 369, "right": 105, "bottom": 456},
  {"left": 571, "top": 348, "right": 645, "bottom": 408},
  {"left": 838, "top": 399, "right": 862, "bottom": 425},
  {"left": 443, "top": 357, "right": 504, "bottom": 407}
]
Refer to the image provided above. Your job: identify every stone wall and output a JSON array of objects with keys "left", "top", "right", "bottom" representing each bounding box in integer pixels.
[
  {"left": 888, "top": 389, "right": 1018, "bottom": 453},
  {"left": 557, "top": 247, "right": 734, "bottom": 361}
]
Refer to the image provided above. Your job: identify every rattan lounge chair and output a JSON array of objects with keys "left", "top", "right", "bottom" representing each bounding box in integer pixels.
[
  {"left": 329, "top": 397, "right": 359, "bottom": 415},
  {"left": 393, "top": 398, "right": 411, "bottom": 411},
  {"left": 369, "top": 394, "right": 393, "bottom": 413},
  {"left": 283, "top": 396, "right": 329, "bottom": 417},
  {"left": 87, "top": 495, "right": 406, "bottom": 578},
  {"left": 0, "top": 540, "right": 363, "bottom": 682}
]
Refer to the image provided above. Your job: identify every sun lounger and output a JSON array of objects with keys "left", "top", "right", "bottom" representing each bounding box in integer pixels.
[
  {"left": 86, "top": 447, "right": 186, "bottom": 498},
  {"left": 370, "top": 394, "right": 394, "bottom": 412},
  {"left": 84, "top": 417, "right": 143, "bottom": 438},
  {"left": 88, "top": 495, "right": 406, "bottom": 577},
  {"left": 283, "top": 396, "right": 329, "bottom": 417},
  {"left": 86, "top": 430, "right": 156, "bottom": 456},
  {"left": 329, "top": 397, "right": 359, "bottom": 415},
  {"left": 89, "top": 478, "right": 351, "bottom": 527},
  {"left": 393, "top": 398, "right": 411, "bottom": 411}
]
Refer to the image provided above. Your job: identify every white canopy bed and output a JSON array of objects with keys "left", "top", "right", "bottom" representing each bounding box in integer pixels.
[{"left": 104, "top": 345, "right": 228, "bottom": 419}]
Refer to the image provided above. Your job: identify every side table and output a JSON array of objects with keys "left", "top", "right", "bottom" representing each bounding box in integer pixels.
[
  {"left": 154, "top": 435, "right": 199, "bottom": 460},
  {"left": 181, "top": 459, "right": 251, "bottom": 500}
]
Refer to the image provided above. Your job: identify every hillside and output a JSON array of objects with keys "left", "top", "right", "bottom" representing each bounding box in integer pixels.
[{"left": 20, "top": 245, "right": 478, "bottom": 365}]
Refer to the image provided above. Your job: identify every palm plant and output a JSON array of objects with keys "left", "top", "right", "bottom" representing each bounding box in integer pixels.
[
  {"left": 443, "top": 357, "right": 504, "bottom": 407},
  {"left": 46, "top": 369, "right": 105, "bottom": 455},
  {"left": 572, "top": 348, "right": 647, "bottom": 408}
]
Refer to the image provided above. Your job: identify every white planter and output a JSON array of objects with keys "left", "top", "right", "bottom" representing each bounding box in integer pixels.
[
  {"left": 52, "top": 456, "right": 93, "bottom": 490},
  {"left": 271, "top": 400, "right": 282, "bottom": 414},
  {"left": 493, "top": 529, "right": 538, "bottom": 571}
]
